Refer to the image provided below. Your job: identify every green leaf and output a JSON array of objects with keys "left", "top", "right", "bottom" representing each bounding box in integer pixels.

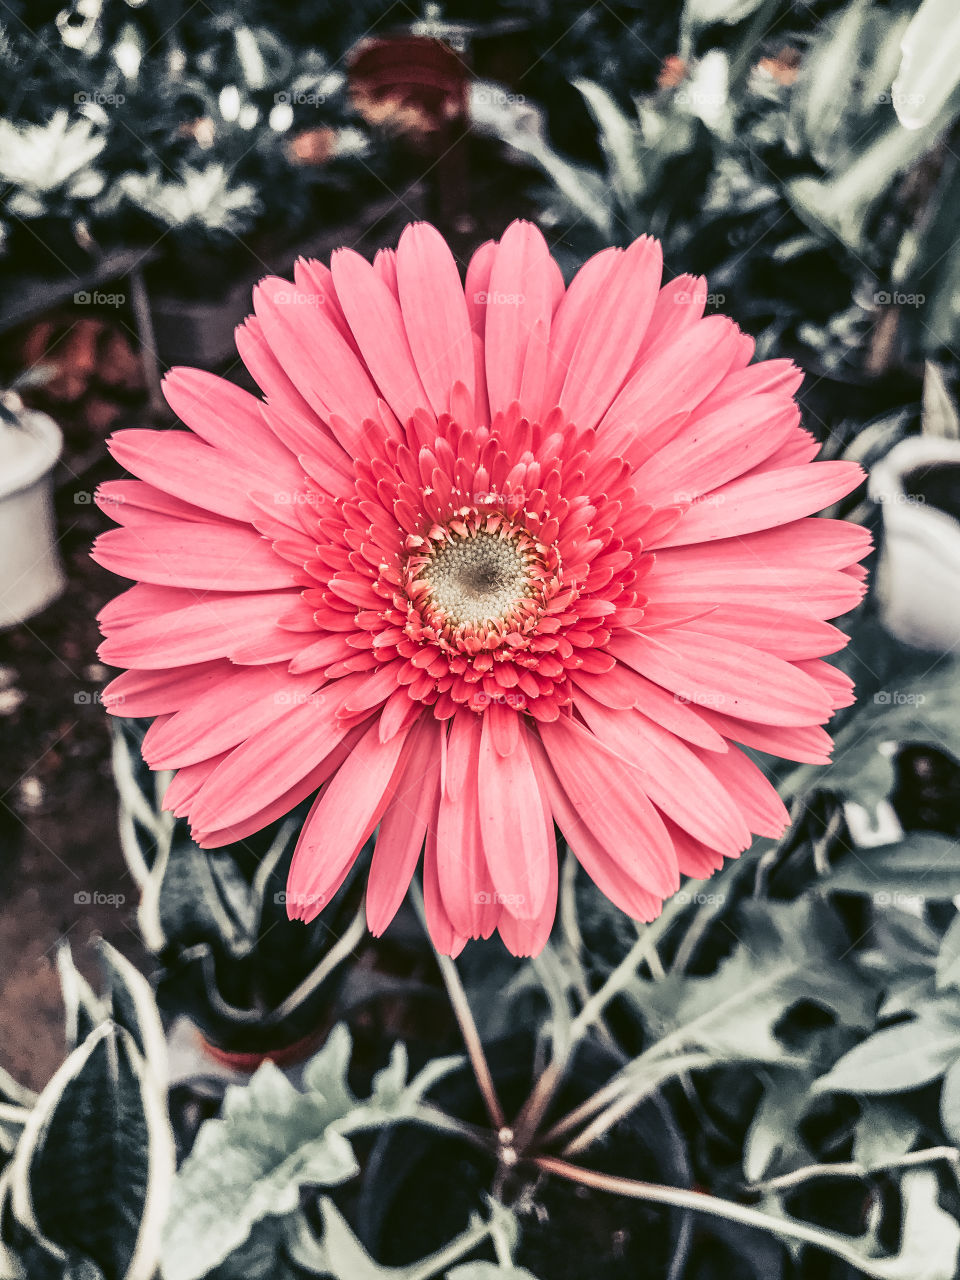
[
  {"left": 633, "top": 899, "right": 873, "bottom": 1065},
  {"left": 9, "top": 1022, "right": 174, "bottom": 1280},
  {"left": 922, "top": 362, "right": 960, "bottom": 441},
  {"left": 289, "top": 1199, "right": 511, "bottom": 1280},
  {"left": 853, "top": 1099, "right": 921, "bottom": 1168},
  {"left": 573, "top": 79, "right": 643, "bottom": 213},
  {"left": 55, "top": 945, "right": 104, "bottom": 1052},
  {"left": 447, "top": 1266, "right": 540, "bottom": 1279},
  {"left": 0, "top": 1069, "right": 34, "bottom": 1113},
  {"left": 815, "top": 1003, "right": 960, "bottom": 1096},
  {"left": 892, "top": 0, "right": 960, "bottom": 130},
  {"left": 938, "top": 1057, "right": 960, "bottom": 1143},
  {"left": 824, "top": 834, "right": 960, "bottom": 901},
  {"left": 743, "top": 1068, "right": 814, "bottom": 1183},
  {"left": 865, "top": 1169, "right": 960, "bottom": 1280},
  {"left": 681, "top": 0, "right": 767, "bottom": 39},
  {"left": 96, "top": 941, "right": 167, "bottom": 1078},
  {"left": 161, "top": 1062, "right": 359, "bottom": 1280},
  {"left": 787, "top": 120, "right": 939, "bottom": 257},
  {"left": 786, "top": 654, "right": 960, "bottom": 828},
  {"left": 937, "top": 916, "right": 960, "bottom": 990}
]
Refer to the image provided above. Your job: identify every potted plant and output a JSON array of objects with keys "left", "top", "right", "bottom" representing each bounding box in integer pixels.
[
  {"left": 111, "top": 718, "right": 367, "bottom": 1069},
  {"left": 0, "top": 385, "right": 65, "bottom": 628},
  {"left": 0, "top": 110, "right": 106, "bottom": 277},
  {"left": 869, "top": 369, "right": 960, "bottom": 652}
]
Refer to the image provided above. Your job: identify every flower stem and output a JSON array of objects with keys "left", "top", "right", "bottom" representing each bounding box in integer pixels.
[
  {"left": 410, "top": 881, "right": 506, "bottom": 1130},
  {"left": 530, "top": 1156, "right": 903, "bottom": 1279}
]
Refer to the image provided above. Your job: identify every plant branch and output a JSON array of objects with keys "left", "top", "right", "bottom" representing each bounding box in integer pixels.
[
  {"left": 409, "top": 881, "right": 506, "bottom": 1131},
  {"left": 749, "top": 1146, "right": 960, "bottom": 1194},
  {"left": 531, "top": 1156, "right": 911, "bottom": 1280}
]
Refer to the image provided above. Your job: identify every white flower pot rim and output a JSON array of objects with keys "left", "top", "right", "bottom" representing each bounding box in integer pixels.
[{"left": 0, "top": 409, "right": 63, "bottom": 501}]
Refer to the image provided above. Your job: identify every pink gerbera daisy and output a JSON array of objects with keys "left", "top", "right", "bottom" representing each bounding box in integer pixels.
[{"left": 94, "top": 220, "right": 868, "bottom": 956}]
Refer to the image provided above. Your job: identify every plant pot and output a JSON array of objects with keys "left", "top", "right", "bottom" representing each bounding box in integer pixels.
[
  {"left": 356, "top": 1036, "right": 693, "bottom": 1279},
  {"left": 0, "top": 408, "right": 65, "bottom": 627},
  {"left": 869, "top": 435, "right": 960, "bottom": 651}
]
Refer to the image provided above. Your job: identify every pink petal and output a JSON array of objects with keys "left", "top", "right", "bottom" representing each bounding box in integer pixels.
[
  {"left": 141, "top": 665, "right": 323, "bottom": 769},
  {"left": 574, "top": 693, "right": 750, "bottom": 855},
  {"left": 437, "top": 712, "right": 498, "bottom": 938},
  {"left": 484, "top": 220, "right": 558, "bottom": 415},
  {"left": 108, "top": 430, "right": 265, "bottom": 522},
  {"left": 367, "top": 714, "right": 440, "bottom": 935},
  {"left": 654, "top": 462, "right": 865, "bottom": 546},
  {"left": 189, "top": 682, "right": 371, "bottom": 829},
  {"left": 611, "top": 628, "right": 834, "bottom": 727},
  {"left": 98, "top": 590, "right": 303, "bottom": 668},
  {"left": 331, "top": 247, "right": 429, "bottom": 424},
  {"left": 478, "top": 715, "right": 551, "bottom": 920},
  {"left": 537, "top": 715, "right": 679, "bottom": 896},
  {"left": 286, "top": 718, "right": 413, "bottom": 920},
  {"left": 92, "top": 523, "right": 299, "bottom": 591},
  {"left": 559, "top": 234, "right": 663, "bottom": 431},
  {"left": 396, "top": 222, "right": 475, "bottom": 415}
]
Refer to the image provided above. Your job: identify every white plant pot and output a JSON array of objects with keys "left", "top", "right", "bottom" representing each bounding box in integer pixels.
[
  {"left": 869, "top": 435, "right": 960, "bottom": 652},
  {"left": 0, "top": 408, "right": 65, "bottom": 627}
]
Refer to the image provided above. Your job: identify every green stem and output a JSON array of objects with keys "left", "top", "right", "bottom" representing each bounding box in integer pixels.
[
  {"left": 410, "top": 882, "right": 506, "bottom": 1130},
  {"left": 532, "top": 1156, "right": 907, "bottom": 1280},
  {"left": 751, "top": 1146, "right": 960, "bottom": 1194}
]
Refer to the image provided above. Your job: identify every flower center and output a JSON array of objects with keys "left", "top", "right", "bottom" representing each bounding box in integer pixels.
[{"left": 417, "top": 530, "right": 535, "bottom": 629}]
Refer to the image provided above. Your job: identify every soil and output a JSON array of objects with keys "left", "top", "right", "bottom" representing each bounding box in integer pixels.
[{"left": 0, "top": 398, "right": 148, "bottom": 1093}]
